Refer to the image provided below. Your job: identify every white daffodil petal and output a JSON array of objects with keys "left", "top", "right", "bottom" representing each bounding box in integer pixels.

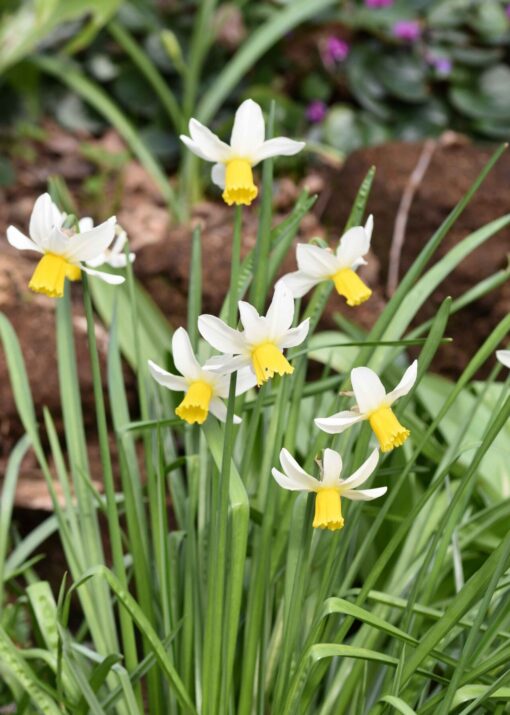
[
  {"left": 148, "top": 360, "right": 187, "bottom": 391},
  {"left": 188, "top": 119, "right": 232, "bottom": 162},
  {"left": 322, "top": 448, "right": 343, "bottom": 486},
  {"left": 230, "top": 99, "right": 265, "bottom": 157},
  {"left": 203, "top": 354, "right": 250, "bottom": 375},
  {"left": 272, "top": 468, "right": 310, "bottom": 492},
  {"left": 180, "top": 135, "right": 211, "bottom": 161},
  {"left": 45, "top": 227, "right": 71, "bottom": 255},
  {"left": 108, "top": 253, "right": 133, "bottom": 268},
  {"left": 66, "top": 217, "right": 116, "bottom": 262},
  {"left": 6, "top": 226, "right": 42, "bottom": 253},
  {"left": 336, "top": 226, "right": 371, "bottom": 269},
  {"left": 211, "top": 163, "right": 226, "bottom": 189},
  {"left": 78, "top": 217, "right": 94, "bottom": 233},
  {"left": 80, "top": 265, "right": 125, "bottom": 284},
  {"left": 296, "top": 244, "right": 338, "bottom": 278},
  {"left": 85, "top": 255, "right": 105, "bottom": 268},
  {"left": 278, "top": 319, "right": 310, "bottom": 349},
  {"left": 235, "top": 366, "right": 258, "bottom": 394},
  {"left": 343, "top": 486, "right": 387, "bottom": 501},
  {"left": 497, "top": 350, "right": 510, "bottom": 368},
  {"left": 208, "top": 396, "right": 242, "bottom": 424},
  {"left": 385, "top": 360, "right": 418, "bottom": 406},
  {"left": 279, "top": 449, "right": 318, "bottom": 491},
  {"left": 198, "top": 315, "right": 246, "bottom": 355},
  {"left": 365, "top": 214, "right": 374, "bottom": 240},
  {"left": 238, "top": 301, "right": 266, "bottom": 343},
  {"left": 315, "top": 410, "right": 365, "bottom": 434},
  {"left": 277, "top": 271, "right": 320, "bottom": 299},
  {"left": 29, "top": 193, "right": 63, "bottom": 246},
  {"left": 266, "top": 284, "right": 295, "bottom": 339},
  {"left": 172, "top": 327, "right": 202, "bottom": 380},
  {"left": 340, "top": 449, "right": 379, "bottom": 490},
  {"left": 252, "top": 137, "right": 305, "bottom": 165},
  {"left": 351, "top": 366, "right": 387, "bottom": 415}
]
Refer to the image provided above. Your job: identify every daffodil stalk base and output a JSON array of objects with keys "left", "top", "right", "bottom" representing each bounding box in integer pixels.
[
  {"left": 176, "top": 381, "right": 213, "bottom": 424},
  {"left": 29, "top": 253, "right": 81, "bottom": 298},
  {"left": 332, "top": 268, "right": 372, "bottom": 307},
  {"left": 223, "top": 159, "right": 258, "bottom": 206},
  {"left": 251, "top": 341, "right": 294, "bottom": 386},
  {"left": 313, "top": 489, "right": 344, "bottom": 531},
  {"left": 369, "top": 406, "right": 410, "bottom": 452}
]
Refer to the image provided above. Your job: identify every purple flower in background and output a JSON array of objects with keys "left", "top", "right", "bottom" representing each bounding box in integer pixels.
[
  {"left": 324, "top": 36, "right": 350, "bottom": 64},
  {"left": 365, "top": 0, "right": 394, "bottom": 8},
  {"left": 506, "top": 4, "right": 510, "bottom": 18},
  {"left": 306, "top": 101, "right": 327, "bottom": 124},
  {"left": 392, "top": 20, "right": 421, "bottom": 42},
  {"left": 433, "top": 57, "right": 452, "bottom": 76}
]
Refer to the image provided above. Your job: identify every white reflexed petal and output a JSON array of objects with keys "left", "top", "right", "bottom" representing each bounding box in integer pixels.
[
  {"left": 296, "top": 244, "right": 338, "bottom": 278},
  {"left": 351, "top": 366, "right": 387, "bottom": 415},
  {"left": 109, "top": 253, "right": 133, "bottom": 268},
  {"left": 230, "top": 99, "right": 265, "bottom": 157},
  {"left": 45, "top": 227, "right": 71, "bottom": 255},
  {"left": 188, "top": 119, "right": 232, "bottom": 162},
  {"left": 172, "top": 327, "right": 202, "bottom": 380},
  {"left": 365, "top": 214, "right": 374, "bottom": 240},
  {"left": 180, "top": 135, "right": 211, "bottom": 161},
  {"left": 234, "top": 366, "right": 258, "bottom": 395},
  {"left": 273, "top": 468, "right": 311, "bottom": 492},
  {"left": 78, "top": 217, "right": 94, "bottom": 232},
  {"left": 277, "top": 271, "right": 320, "bottom": 298},
  {"left": 85, "top": 255, "right": 106, "bottom": 268},
  {"left": 497, "top": 350, "right": 510, "bottom": 368},
  {"left": 148, "top": 360, "right": 187, "bottom": 391},
  {"left": 336, "top": 226, "right": 371, "bottom": 269},
  {"left": 277, "top": 448, "right": 319, "bottom": 491},
  {"left": 314, "top": 410, "right": 365, "bottom": 434},
  {"left": 343, "top": 486, "right": 387, "bottom": 501},
  {"left": 278, "top": 319, "right": 310, "bottom": 349},
  {"left": 203, "top": 354, "right": 250, "bottom": 374},
  {"left": 266, "top": 284, "right": 295, "bottom": 339},
  {"left": 6, "top": 226, "right": 42, "bottom": 253},
  {"left": 238, "top": 301, "right": 266, "bottom": 343},
  {"left": 80, "top": 265, "right": 125, "bottom": 284},
  {"left": 65, "top": 217, "right": 116, "bottom": 261},
  {"left": 322, "top": 448, "right": 342, "bottom": 486},
  {"left": 251, "top": 137, "right": 305, "bottom": 165},
  {"left": 339, "top": 449, "right": 379, "bottom": 490},
  {"left": 29, "top": 193, "right": 63, "bottom": 246},
  {"left": 211, "top": 163, "right": 226, "bottom": 189},
  {"left": 208, "top": 396, "right": 242, "bottom": 424},
  {"left": 198, "top": 314, "right": 246, "bottom": 355},
  {"left": 385, "top": 360, "right": 418, "bottom": 406}
]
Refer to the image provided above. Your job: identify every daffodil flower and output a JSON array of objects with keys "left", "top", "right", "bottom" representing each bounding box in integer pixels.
[
  {"left": 6, "top": 193, "right": 124, "bottom": 298},
  {"left": 78, "top": 218, "right": 135, "bottom": 269},
  {"left": 496, "top": 350, "right": 510, "bottom": 369},
  {"left": 180, "top": 99, "right": 305, "bottom": 206},
  {"left": 272, "top": 447, "right": 385, "bottom": 531},
  {"left": 148, "top": 328, "right": 256, "bottom": 425},
  {"left": 198, "top": 285, "right": 309, "bottom": 387},
  {"left": 278, "top": 216, "right": 373, "bottom": 306},
  {"left": 315, "top": 361, "right": 418, "bottom": 452}
]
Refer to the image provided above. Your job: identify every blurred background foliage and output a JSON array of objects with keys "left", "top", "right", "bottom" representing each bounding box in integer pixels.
[{"left": 1, "top": 0, "right": 510, "bottom": 179}]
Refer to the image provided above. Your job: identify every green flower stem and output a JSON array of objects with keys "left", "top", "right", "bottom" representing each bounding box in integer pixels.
[
  {"left": 81, "top": 274, "right": 140, "bottom": 701},
  {"left": 202, "top": 204, "right": 243, "bottom": 713},
  {"left": 228, "top": 205, "right": 243, "bottom": 324},
  {"left": 250, "top": 103, "right": 275, "bottom": 311},
  {"left": 202, "top": 373, "right": 238, "bottom": 715}
]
